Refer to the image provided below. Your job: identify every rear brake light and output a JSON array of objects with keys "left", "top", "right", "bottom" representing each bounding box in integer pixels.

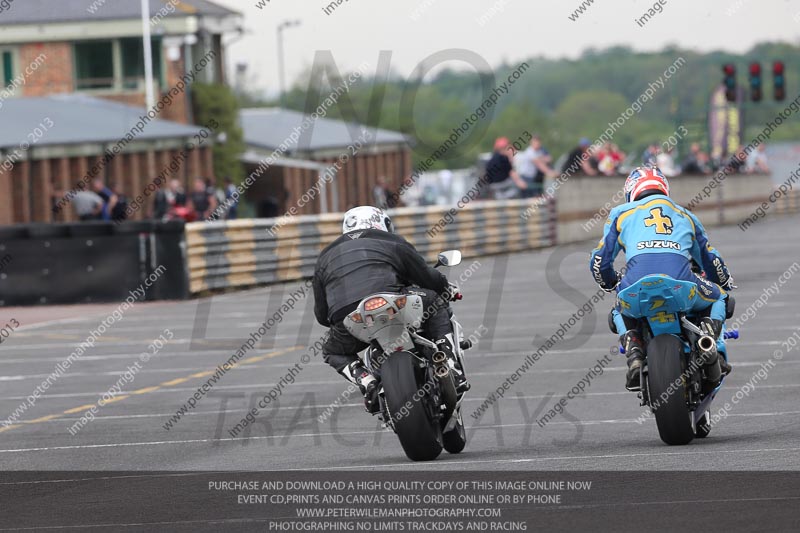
[{"left": 365, "top": 297, "right": 388, "bottom": 311}]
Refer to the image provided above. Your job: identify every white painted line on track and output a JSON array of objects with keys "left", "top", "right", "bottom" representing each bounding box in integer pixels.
[
  {"left": 281, "top": 446, "right": 800, "bottom": 471},
  {"left": 2, "top": 412, "right": 799, "bottom": 454}
]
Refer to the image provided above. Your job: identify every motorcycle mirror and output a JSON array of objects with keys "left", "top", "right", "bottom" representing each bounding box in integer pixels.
[{"left": 436, "top": 250, "right": 462, "bottom": 267}]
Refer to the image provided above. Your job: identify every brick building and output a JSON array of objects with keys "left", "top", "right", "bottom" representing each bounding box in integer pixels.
[
  {"left": 240, "top": 108, "right": 413, "bottom": 216},
  {"left": 0, "top": 0, "right": 242, "bottom": 224},
  {"left": 0, "top": 95, "right": 214, "bottom": 224},
  {"left": 0, "top": 0, "right": 242, "bottom": 123}
]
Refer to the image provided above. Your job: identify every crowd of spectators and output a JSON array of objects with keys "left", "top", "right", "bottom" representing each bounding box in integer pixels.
[
  {"left": 478, "top": 133, "right": 771, "bottom": 201},
  {"left": 152, "top": 177, "right": 239, "bottom": 222},
  {"left": 60, "top": 176, "right": 240, "bottom": 223},
  {"left": 63, "top": 178, "right": 128, "bottom": 222},
  {"left": 562, "top": 139, "right": 627, "bottom": 177}
]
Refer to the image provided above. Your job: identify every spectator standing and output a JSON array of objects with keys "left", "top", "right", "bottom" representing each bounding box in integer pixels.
[
  {"left": 531, "top": 136, "right": 557, "bottom": 179},
  {"left": 598, "top": 143, "right": 625, "bottom": 175},
  {"left": 189, "top": 177, "right": 216, "bottom": 220},
  {"left": 153, "top": 179, "right": 170, "bottom": 220},
  {"left": 373, "top": 176, "right": 390, "bottom": 209},
  {"left": 206, "top": 177, "right": 226, "bottom": 208},
  {"left": 486, "top": 137, "right": 527, "bottom": 199},
  {"left": 92, "top": 178, "right": 118, "bottom": 221},
  {"left": 153, "top": 179, "right": 183, "bottom": 220},
  {"left": 656, "top": 147, "right": 680, "bottom": 177},
  {"left": 223, "top": 177, "right": 239, "bottom": 219},
  {"left": 562, "top": 138, "right": 598, "bottom": 176},
  {"left": 72, "top": 190, "right": 105, "bottom": 221},
  {"left": 682, "top": 143, "right": 712, "bottom": 174},
  {"left": 721, "top": 146, "right": 746, "bottom": 174},
  {"left": 746, "top": 144, "right": 770, "bottom": 174},
  {"left": 514, "top": 140, "right": 538, "bottom": 198},
  {"left": 109, "top": 181, "right": 129, "bottom": 222},
  {"left": 642, "top": 144, "right": 659, "bottom": 166},
  {"left": 515, "top": 136, "right": 554, "bottom": 197}
]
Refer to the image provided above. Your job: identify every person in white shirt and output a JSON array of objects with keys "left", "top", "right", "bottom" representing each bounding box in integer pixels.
[
  {"left": 656, "top": 147, "right": 680, "bottom": 177},
  {"left": 514, "top": 136, "right": 555, "bottom": 198},
  {"left": 745, "top": 144, "right": 770, "bottom": 174}
]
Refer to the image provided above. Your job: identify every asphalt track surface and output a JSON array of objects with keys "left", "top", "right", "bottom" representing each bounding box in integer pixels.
[
  {"left": 1, "top": 215, "right": 799, "bottom": 531},
  {"left": 1, "top": 215, "right": 799, "bottom": 476}
]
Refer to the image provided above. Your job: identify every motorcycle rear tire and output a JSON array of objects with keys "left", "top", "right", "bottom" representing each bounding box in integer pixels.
[
  {"left": 646, "top": 334, "right": 695, "bottom": 445},
  {"left": 382, "top": 352, "right": 443, "bottom": 461}
]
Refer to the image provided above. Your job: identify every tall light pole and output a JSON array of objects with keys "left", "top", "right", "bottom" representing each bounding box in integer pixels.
[
  {"left": 141, "top": 0, "right": 155, "bottom": 110},
  {"left": 277, "top": 19, "right": 301, "bottom": 106}
]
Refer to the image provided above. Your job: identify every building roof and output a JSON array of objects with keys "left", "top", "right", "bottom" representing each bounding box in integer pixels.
[
  {"left": 240, "top": 108, "right": 409, "bottom": 154},
  {"left": 0, "top": 0, "right": 239, "bottom": 25},
  {"left": 0, "top": 95, "right": 201, "bottom": 148}
]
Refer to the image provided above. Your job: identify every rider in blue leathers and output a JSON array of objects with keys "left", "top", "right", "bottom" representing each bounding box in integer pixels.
[{"left": 590, "top": 167, "right": 734, "bottom": 390}]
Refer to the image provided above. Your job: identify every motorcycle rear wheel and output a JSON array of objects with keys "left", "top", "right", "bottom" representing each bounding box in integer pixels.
[
  {"left": 646, "top": 334, "right": 695, "bottom": 445},
  {"left": 382, "top": 352, "right": 443, "bottom": 461}
]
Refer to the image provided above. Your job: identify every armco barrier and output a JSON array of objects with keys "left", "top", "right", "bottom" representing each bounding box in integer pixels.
[
  {"left": 185, "top": 198, "right": 557, "bottom": 295},
  {"left": 775, "top": 189, "right": 800, "bottom": 215},
  {"left": 3, "top": 172, "right": 789, "bottom": 304}
]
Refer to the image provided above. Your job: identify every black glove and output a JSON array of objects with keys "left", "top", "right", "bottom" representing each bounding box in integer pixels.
[{"left": 600, "top": 271, "right": 621, "bottom": 293}]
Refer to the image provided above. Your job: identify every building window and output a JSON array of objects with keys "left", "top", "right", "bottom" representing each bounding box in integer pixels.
[
  {"left": 74, "top": 38, "right": 163, "bottom": 92},
  {"left": 74, "top": 40, "right": 114, "bottom": 89},
  {"left": 2, "top": 50, "right": 13, "bottom": 86},
  {"left": 120, "top": 37, "right": 163, "bottom": 90}
]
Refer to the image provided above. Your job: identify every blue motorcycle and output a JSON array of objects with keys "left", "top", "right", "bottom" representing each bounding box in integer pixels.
[{"left": 616, "top": 274, "right": 738, "bottom": 445}]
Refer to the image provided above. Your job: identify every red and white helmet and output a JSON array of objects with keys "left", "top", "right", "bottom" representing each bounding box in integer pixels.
[{"left": 624, "top": 166, "right": 669, "bottom": 203}]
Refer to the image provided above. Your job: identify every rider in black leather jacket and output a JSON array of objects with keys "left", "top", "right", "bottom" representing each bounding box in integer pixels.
[{"left": 312, "top": 206, "right": 465, "bottom": 412}]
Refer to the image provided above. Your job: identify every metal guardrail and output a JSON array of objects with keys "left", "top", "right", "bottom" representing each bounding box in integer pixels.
[
  {"left": 775, "top": 189, "right": 800, "bottom": 214},
  {"left": 185, "top": 198, "right": 557, "bottom": 295}
]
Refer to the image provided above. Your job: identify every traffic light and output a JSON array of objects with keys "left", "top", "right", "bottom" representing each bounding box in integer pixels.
[
  {"left": 749, "top": 62, "right": 762, "bottom": 102},
  {"left": 723, "top": 63, "right": 737, "bottom": 102},
  {"left": 773, "top": 61, "right": 786, "bottom": 101}
]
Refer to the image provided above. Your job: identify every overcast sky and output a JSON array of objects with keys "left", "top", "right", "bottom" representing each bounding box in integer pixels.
[{"left": 212, "top": 0, "right": 800, "bottom": 96}]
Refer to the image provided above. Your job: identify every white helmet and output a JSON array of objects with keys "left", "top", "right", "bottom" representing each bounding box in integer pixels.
[{"left": 342, "top": 206, "right": 394, "bottom": 234}]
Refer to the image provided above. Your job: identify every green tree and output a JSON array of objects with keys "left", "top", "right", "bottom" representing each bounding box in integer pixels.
[{"left": 192, "top": 83, "right": 245, "bottom": 183}]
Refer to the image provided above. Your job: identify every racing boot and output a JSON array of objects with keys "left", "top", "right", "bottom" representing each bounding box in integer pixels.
[
  {"left": 343, "top": 361, "right": 379, "bottom": 414},
  {"left": 700, "top": 318, "right": 731, "bottom": 377},
  {"left": 621, "top": 330, "right": 645, "bottom": 391},
  {"left": 435, "top": 337, "right": 470, "bottom": 395}
]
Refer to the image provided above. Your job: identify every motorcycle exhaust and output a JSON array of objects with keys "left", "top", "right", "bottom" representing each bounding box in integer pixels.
[
  {"left": 431, "top": 350, "right": 457, "bottom": 415},
  {"left": 698, "top": 335, "right": 722, "bottom": 384},
  {"left": 698, "top": 335, "right": 716, "bottom": 354},
  {"left": 698, "top": 335, "right": 717, "bottom": 363}
]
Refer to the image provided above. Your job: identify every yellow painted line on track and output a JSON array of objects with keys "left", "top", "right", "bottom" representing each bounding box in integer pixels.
[
  {"left": 24, "top": 415, "right": 60, "bottom": 424},
  {"left": 161, "top": 377, "right": 191, "bottom": 387},
  {"left": 63, "top": 404, "right": 96, "bottom": 414},
  {"left": 131, "top": 386, "right": 160, "bottom": 395},
  {"left": 0, "top": 345, "right": 302, "bottom": 434},
  {"left": 101, "top": 395, "right": 129, "bottom": 405}
]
